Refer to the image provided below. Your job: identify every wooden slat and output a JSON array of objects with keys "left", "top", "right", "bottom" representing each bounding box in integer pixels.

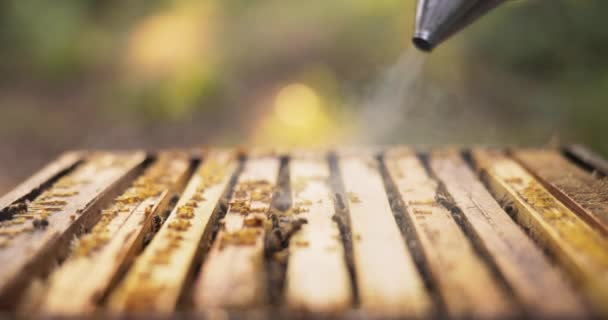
[
  {"left": 338, "top": 154, "right": 430, "bottom": 317},
  {"left": 0, "top": 152, "right": 83, "bottom": 214},
  {"left": 472, "top": 149, "right": 608, "bottom": 316},
  {"left": 0, "top": 152, "right": 146, "bottom": 308},
  {"left": 514, "top": 149, "right": 608, "bottom": 235},
  {"left": 108, "top": 152, "right": 238, "bottom": 313},
  {"left": 193, "top": 156, "right": 280, "bottom": 309},
  {"left": 385, "top": 148, "right": 514, "bottom": 318},
  {"left": 38, "top": 153, "right": 191, "bottom": 315},
  {"left": 565, "top": 144, "right": 608, "bottom": 177},
  {"left": 429, "top": 150, "right": 586, "bottom": 318},
  {"left": 284, "top": 154, "right": 352, "bottom": 312}
]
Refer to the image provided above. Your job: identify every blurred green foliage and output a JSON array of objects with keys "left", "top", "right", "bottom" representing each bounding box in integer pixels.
[
  {"left": 0, "top": 0, "right": 607, "bottom": 192},
  {"left": 467, "top": 0, "right": 608, "bottom": 155}
]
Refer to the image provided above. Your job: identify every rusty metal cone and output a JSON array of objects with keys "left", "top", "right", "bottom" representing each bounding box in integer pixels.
[{"left": 413, "top": 0, "right": 507, "bottom": 51}]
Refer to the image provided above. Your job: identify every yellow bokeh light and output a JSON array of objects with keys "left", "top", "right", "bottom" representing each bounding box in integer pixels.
[
  {"left": 250, "top": 82, "right": 356, "bottom": 147},
  {"left": 124, "top": 3, "right": 216, "bottom": 79},
  {"left": 274, "top": 83, "right": 321, "bottom": 127}
]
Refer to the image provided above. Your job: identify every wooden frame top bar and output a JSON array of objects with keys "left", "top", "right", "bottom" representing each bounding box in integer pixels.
[
  {"left": 0, "top": 152, "right": 83, "bottom": 215},
  {"left": 0, "top": 146, "right": 606, "bottom": 318}
]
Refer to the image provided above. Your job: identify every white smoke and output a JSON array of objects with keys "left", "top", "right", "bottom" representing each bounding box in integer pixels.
[{"left": 357, "top": 47, "right": 428, "bottom": 143}]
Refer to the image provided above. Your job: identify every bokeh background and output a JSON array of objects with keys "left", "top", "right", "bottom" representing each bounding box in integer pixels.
[{"left": 0, "top": 0, "right": 606, "bottom": 194}]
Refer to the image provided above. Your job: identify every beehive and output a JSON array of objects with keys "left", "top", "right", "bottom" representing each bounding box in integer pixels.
[{"left": 0, "top": 146, "right": 606, "bottom": 318}]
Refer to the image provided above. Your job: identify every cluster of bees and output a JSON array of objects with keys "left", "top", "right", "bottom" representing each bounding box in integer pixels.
[
  {"left": 71, "top": 156, "right": 187, "bottom": 258},
  {"left": 218, "top": 179, "right": 275, "bottom": 248},
  {"left": 148, "top": 159, "right": 229, "bottom": 264},
  {"left": 218, "top": 174, "right": 322, "bottom": 250},
  {"left": 219, "top": 228, "right": 262, "bottom": 248},
  {"left": 225, "top": 179, "right": 274, "bottom": 224},
  {"left": 139, "top": 158, "right": 229, "bottom": 269},
  {"left": 117, "top": 158, "right": 231, "bottom": 309},
  {"left": 0, "top": 164, "right": 95, "bottom": 248},
  {"left": 406, "top": 198, "right": 440, "bottom": 218},
  {"left": 0, "top": 154, "right": 133, "bottom": 249},
  {"left": 235, "top": 180, "right": 274, "bottom": 203},
  {"left": 285, "top": 203, "right": 310, "bottom": 215}
]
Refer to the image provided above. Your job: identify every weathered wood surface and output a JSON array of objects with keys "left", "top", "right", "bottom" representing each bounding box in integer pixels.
[
  {"left": 284, "top": 154, "right": 352, "bottom": 313},
  {"left": 0, "top": 152, "right": 146, "bottom": 308},
  {"left": 385, "top": 148, "right": 514, "bottom": 319},
  {"left": 1, "top": 147, "right": 607, "bottom": 318},
  {"left": 338, "top": 154, "right": 430, "bottom": 317},
  {"left": 193, "top": 156, "right": 280, "bottom": 309},
  {"left": 0, "top": 152, "right": 83, "bottom": 214},
  {"left": 514, "top": 149, "right": 608, "bottom": 235},
  {"left": 429, "top": 150, "right": 586, "bottom": 318},
  {"left": 108, "top": 152, "right": 238, "bottom": 313},
  {"left": 472, "top": 149, "right": 608, "bottom": 316},
  {"left": 39, "top": 153, "right": 191, "bottom": 315}
]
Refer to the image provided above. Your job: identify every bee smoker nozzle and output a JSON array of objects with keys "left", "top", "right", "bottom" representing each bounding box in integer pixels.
[
  {"left": 413, "top": 0, "right": 507, "bottom": 52},
  {"left": 412, "top": 32, "right": 433, "bottom": 52}
]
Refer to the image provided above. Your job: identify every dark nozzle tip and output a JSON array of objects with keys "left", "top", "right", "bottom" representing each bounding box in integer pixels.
[{"left": 412, "top": 37, "right": 433, "bottom": 52}]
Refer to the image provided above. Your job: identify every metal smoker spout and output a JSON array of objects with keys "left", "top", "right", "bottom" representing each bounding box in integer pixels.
[{"left": 413, "top": 0, "right": 508, "bottom": 52}]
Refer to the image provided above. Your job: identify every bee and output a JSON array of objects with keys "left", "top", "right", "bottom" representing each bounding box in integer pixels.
[
  {"left": 177, "top": 206, "right": 194, "bottom": 218},
  {"left": 37, "top": 200, "right": 67, "bottom": 206},
  {"left": 347, "top": 192, "right": 361, "bottom": 204},
  {"left": 32, "top": 218, "right": 49, "bottom": 229},
  {"left": 6, "top": 202, "right": 27, "bottom": 215},
  {"left": 413, "top": 209, "right": 432, "bottom": 215},
  {"left": 168, "top": 219, "right": 191, "bottom": 231},
  {"left": 165, "top": 231, "right": 183, "bottom": 241},
  {"left": 152, "top": 215, "right": 164, "bottom": 232},
  {"left": 243, "top": 214, "right": 265, "bottom": 227},
  {"left": 290, "top": 206, "right": 309, "bottom": 214},
  {"left": 296, "top": 199, "right": 313, "bottom": 206},
  {"left": 144, "top": 206, "right": 152, "bottom": 217},
  {"left": 185, "top": 200, "right": 198, "bottom": 208},
  {"left": 116, "top": 195, "right": 141, "bottom": 204},
  {"left": 51, "top": 191, "right": 79, "bottom": 197},
  {"left": 191, "top": 193, "right": 206, "bottom": 202},
  {"left": 293, "top": 239, "right": 310, "bottom": 247},
  {"left": 408, "top": 199, "right": 435, "bottom": 206},
  {"left": 505, "top": 177, "right": 524, "bottom": 184}
]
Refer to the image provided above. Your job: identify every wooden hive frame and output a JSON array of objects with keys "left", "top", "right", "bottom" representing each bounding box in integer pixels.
[{"left": 0, "top": 146, "right": 606, "bottom": 318}]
